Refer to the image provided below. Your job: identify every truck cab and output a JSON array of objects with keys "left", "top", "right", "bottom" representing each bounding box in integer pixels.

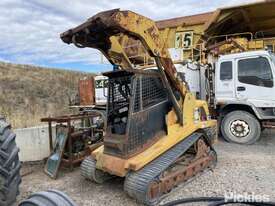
[{"left": 215, "top": 50, "right": 275, "bottom": 144}]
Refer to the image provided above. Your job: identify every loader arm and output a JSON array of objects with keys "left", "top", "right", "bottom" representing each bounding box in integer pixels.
[{"left": 60, "top": 9, "right": 188, "bottom": 124}]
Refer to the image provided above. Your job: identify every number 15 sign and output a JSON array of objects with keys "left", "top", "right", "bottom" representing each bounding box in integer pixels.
[{"left": 175, "top": 31, "right": 193, "bottom": 50}]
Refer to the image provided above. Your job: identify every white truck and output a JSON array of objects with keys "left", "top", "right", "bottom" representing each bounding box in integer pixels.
[
  {"left": 94, "top": 50, "right": 275, "bottom": 144},
  {"left": 213, "top": 50, "right": 275, "bottom": 144},
  {"left": 177, "top": 50, "right": 275, "bottom": 144}
]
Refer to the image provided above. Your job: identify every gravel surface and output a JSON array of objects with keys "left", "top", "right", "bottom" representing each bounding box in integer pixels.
[{"left": 17, "top": 130, "right": 275, "bottom": 206}]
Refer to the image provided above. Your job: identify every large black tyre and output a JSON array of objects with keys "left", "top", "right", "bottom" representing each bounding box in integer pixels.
[
  {"left": 221, "top": 111, "right": 261, "bottom": 144},
  {"left": 0, "top": 116, "right": 21, "bottom": 206},
  {"left": 19, "top": 189, "right": 78, "bottom": 206}
]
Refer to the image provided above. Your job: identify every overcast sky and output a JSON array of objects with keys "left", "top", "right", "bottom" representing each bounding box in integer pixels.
[{"left": 0, "top": 0, "right": 255, "bottom": 73}]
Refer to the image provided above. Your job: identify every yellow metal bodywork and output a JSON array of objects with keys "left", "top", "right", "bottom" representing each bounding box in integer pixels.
[
  {"left": 154, "top": 1, "right": 275, "bottom": 62},
  {"left": 92, "top": 93, "right": 217, "bottom": 177},
  {"left": 60, "top": 3, "right": 275, "bottom": 179},
  {"left": 158, "top": 24, "right": 206, "bottom": 61},
  {"left": 61, "top": 10, "right": 217, "bottom": 177}
]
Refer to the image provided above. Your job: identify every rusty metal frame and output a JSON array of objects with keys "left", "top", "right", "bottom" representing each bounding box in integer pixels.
[
  {"left": 41, "top": 113, "right": 102, "bottom": 171},
  {"left": 206, "top": 38, "right": 246, "bottom": 56},
  {"left": 78, "top": 77, "right": 95, "bottom": 106},
  {"left": 262, "top": 121, "right": 275, "bottom": 129},
  {"left": 148, "top": 139, "right": 215, "bottom": 199}
]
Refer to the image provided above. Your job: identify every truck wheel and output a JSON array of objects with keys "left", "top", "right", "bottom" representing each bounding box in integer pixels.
[
  {"left": 0, "top": 117, "right": 21, "bottom": 206},
  {"left": 221, "top": 111, "right": 261, "bottom": 144}
]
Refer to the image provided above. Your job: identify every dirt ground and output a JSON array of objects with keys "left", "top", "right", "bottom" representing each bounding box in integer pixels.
[{"left": 17, "top": 130, "right": 275, "bottom": 206}]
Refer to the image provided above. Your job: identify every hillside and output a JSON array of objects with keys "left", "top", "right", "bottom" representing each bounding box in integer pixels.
[{"left": 0, "top": 61, "right": 93, "bottom": 128}]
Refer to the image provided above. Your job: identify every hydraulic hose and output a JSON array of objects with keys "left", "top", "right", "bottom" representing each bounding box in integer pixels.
[
  {"left": 161, "top": 197, "right": 275, "bottom": 206},
  {"left": 161, "top": 197, "right": 224, "bottom": 206}
]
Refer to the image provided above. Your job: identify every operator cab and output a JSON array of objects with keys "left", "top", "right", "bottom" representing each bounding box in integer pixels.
[{"left": 103, "top": 69, "right": 172, "bottom": 158}]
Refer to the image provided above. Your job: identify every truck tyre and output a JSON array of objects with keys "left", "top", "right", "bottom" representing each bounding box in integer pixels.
[
  {"left": 0, "top": 117, "right": 21, "bottom": 206},
  {"left": 19, "top": 189, "right": 78, "bottom": 206},
  {"left": 221, "top": 111, "right": 261, "bottom": 144}
]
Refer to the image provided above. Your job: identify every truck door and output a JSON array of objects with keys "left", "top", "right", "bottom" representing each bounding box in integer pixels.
[
  {"left": 235, "top": 56, "right": 275, "bottom": 107},
  {"left": 215, "top": 61, "right": 235, "bottom": 101}
]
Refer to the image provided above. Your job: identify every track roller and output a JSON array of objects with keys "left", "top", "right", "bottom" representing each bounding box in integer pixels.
[{"left": 81, "top": 156, "right": 112, "bottom": 184}]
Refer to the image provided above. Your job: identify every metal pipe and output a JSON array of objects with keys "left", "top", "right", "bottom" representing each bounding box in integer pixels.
[
  {"left": 155, "top": 57, "right": 183, "bottom": 125},
  {"left": 48, "top": 121, "right": 53, "bottom": 152}
]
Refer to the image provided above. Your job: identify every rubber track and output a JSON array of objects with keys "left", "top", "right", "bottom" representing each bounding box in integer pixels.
[
  {"left": 81, "top": 156, "right": 96, "bottom": 181},
  {"left": 81, "top": 156, "right": 112, "bottom": 184},
  {"left": 124, "top": 133, "right": 214, "bottom": 206},
  {"left": 0, "top": 117, "right": 21, "bottom": 206}
]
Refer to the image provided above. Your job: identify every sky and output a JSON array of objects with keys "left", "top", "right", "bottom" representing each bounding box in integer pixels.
[{"left": 0, "top": 0, "right": 255, "bottom": 73}]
